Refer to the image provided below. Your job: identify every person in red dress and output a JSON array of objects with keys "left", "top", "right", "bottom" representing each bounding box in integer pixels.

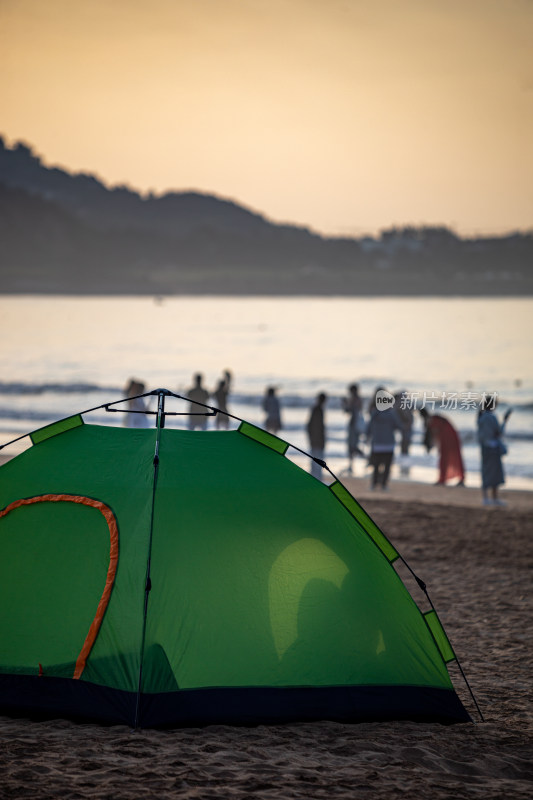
[{"left": 419, "top": 408, "right": 465, "bottom": 486}]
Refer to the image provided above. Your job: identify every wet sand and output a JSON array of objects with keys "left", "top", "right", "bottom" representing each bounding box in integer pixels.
[{"left": 1, "top": 481, "right": 532, "bottom": 798}]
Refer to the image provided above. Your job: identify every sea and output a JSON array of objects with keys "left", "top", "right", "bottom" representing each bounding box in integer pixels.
[{"left": 1, "top": 296, "right": 532, "bottom": 491}]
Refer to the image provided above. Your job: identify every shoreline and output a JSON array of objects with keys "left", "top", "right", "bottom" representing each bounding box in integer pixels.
[
  {"left": 2, "top": 291, "right": 533, "bottom": 299},
  {"left": 341, "top": 474, "right": 533, "bottom": 510}
]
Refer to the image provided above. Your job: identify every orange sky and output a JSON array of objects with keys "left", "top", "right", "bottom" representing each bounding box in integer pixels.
[{"left": 1, "top": 0, "right": 532, "bottom": 236}]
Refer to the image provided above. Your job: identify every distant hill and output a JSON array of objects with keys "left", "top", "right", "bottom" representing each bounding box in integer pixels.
[{"left": 1, "top": 136, "right": 532, "bottom": 295}]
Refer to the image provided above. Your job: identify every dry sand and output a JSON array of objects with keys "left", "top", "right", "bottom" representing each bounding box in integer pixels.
[{"left": 1, "top": 481, "right": 532, "bottom": 799}]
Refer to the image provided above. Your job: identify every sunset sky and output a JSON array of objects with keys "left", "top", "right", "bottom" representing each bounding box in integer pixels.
[{"left": 1, "top": 0, "right": 531, "bottom": 237}]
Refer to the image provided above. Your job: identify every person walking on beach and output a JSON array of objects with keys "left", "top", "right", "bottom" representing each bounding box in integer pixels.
[
  {"left": 213, "top": 374, "right": 230, "bottom": 429},
  {"left": 306, "top": 392, "right": 327, "bottom": 480},
  {"left": 123, "top": 379, "right": 150, "bottom": 428},
  {"left": 366, "top": 387, "right": 403, "bottom": 490},
  {"left": 263, "top": 386, "right": 282, "bottom": 434},
  {"left": 477, "top": 395, "right": 512, "bottom": 506},
  {"left": 420, "top": 407, "right": 465, "bottom": 486},
  {"left": 342, "top": 383, "right": 364, "bottom": 474},
  {"left": 395, "top": 390, "right": 414, "bottom": 475},
  {"left": 186, "top": 373, "right": 210, "bottom": 430}
]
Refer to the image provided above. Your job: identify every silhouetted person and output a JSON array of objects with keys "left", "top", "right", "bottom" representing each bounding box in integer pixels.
[
  {"left": 213, "top": 377, "right": 230, "bottom": 429},
  {"left": 223, "top": 369, "right": 232, "bottom": 393},
  {"left": 420, "top": 407, "right": 465, "bottom": 486},
  {"left": 123, "top": 379, "right": 150, "bottom": 428},
  {"left": 187, "top": 373, "right": 209, "bottom": 430},
  {"left": 263, "top": 386, "right": 282, "bottom": 434},
  {"left": 395, "top": 391, "right": 414, "bottom": 455},
  {"left": 477, "top": 395, "right": 512, "bottom": 506},
  {"left": 395, "top": 391, "right": 414, "bottom": 476},
  {"left": 366, "top": 387, "right": 403, "bottom": 490},
  {"left": 342, "top": 383, "right": 364, "bottom": 474},
  {"left": 307, "top": 392, "right": 327, "bottom": 480}
]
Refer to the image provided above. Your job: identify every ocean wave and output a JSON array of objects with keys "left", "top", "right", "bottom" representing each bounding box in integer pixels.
[
  {"left": 0, "top": 381, "right": 119, "bottom": 396},
  {"left": 2, "top": 380, "right": 533, "bottom": 411},
  {"left": 0, "top": 380, "right": 396, "bottom": 403}
]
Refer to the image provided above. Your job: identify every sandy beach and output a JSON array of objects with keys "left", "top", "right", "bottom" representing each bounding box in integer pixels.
[{"left": 1, "top": 476, "right": 532, "bottom": 798}]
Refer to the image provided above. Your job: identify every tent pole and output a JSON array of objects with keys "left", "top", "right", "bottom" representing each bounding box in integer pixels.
[{"left": 133, "top": 390, "right": 166, "bottom": 728}]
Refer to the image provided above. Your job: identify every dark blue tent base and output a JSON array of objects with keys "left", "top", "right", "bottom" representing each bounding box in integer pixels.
[{"left": 0, "top": 676, "right": 471, "bottom": 728}]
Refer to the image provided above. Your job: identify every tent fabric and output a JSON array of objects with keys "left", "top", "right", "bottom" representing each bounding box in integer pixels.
[{"left": 0, "top": 421, "right": 470, "bottom": 727}]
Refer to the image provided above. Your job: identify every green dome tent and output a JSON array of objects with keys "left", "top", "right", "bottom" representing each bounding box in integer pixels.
[{"left": 0, "top": 390, "right": 474, "bottom": 727}]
